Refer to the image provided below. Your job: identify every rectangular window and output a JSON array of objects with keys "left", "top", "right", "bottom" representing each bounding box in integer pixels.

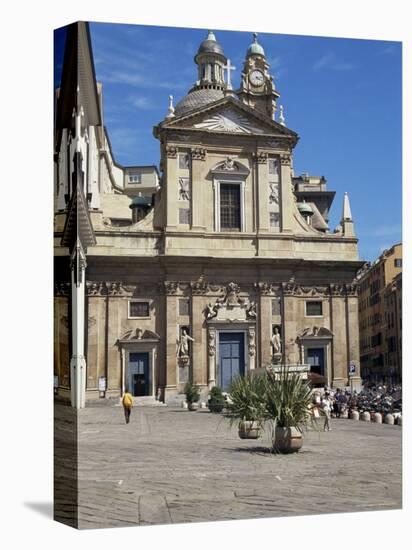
[
  {"left": 270, "top": 212, "right": 280, "bottom": 227},
  {"left": 179, "top": 299, "right": 190, "bottom": 316},
  {"left": 179, "top": 208, "right": 190, "bottom": 224},
  {"left": 394, "top": 259, "right": 402, "bottom": 268},
  {"left": 306, "top": 301, "right": 323, "bottom": 316},
  {"left": 128, "top": 173, "right": 141, "bottom": 184},
  {"left": 178, "top": 153, "right": 190, "bottom": 170},
  {"left": 129, "top": 301, "right": 150, "bottom": 318},
  {"left": 220, "top": 183, "right": 241, "bottom": 231}
]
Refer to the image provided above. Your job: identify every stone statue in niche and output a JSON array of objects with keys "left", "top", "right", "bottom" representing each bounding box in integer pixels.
[
  {"left": 271, "top": 325, "right": 282, "bottom": 364},
  {"left": 177, "top": 328, "right": 194, "bottom": 358},
  {"left": 178, "top": 177, "right": 190, "bottom": 201}
]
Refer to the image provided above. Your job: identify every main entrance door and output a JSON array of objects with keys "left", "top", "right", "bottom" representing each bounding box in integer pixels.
[
  {"left": 307, "top": 348, "right": 325, "bottom": 376},
  {"left": 128, "top": 352, "right": 150, "bottom": 396},
  {"left": 219, "top": 332, "right": 245, "bottom": 391}
]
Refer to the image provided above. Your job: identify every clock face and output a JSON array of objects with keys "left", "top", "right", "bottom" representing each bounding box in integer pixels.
[{"left": 250, "top": 69, "right": 264, "bottom": 86}]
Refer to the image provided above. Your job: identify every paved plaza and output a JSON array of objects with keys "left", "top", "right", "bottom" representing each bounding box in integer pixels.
[{"left": 54, "top": 403, "right": 402, "bottom": 529}]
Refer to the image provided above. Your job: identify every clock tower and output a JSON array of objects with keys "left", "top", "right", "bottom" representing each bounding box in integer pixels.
[{"left": 237, "top": 33, "right": 280, "bottom": 120}]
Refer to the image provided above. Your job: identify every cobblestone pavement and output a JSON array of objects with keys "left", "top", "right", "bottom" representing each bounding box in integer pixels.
[{"left": 55, "top": 404, "right": 402, "bottom": 529}]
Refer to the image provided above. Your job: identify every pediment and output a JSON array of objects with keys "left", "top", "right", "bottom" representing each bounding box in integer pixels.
[{"left": 160, "top": 97, "right": 298, "bottom": 140}]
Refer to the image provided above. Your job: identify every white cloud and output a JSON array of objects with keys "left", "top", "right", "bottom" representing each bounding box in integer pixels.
[{"left": 313, "top": 52, "right": 354, "bottom": 71}]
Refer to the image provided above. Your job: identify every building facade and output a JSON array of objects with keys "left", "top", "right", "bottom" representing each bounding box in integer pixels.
[
  {"left": 358, "top": 243, "right": 402, "bottom": 383},
  {"left": 54, "top": 24, "right": 364, "bottom": 407}
]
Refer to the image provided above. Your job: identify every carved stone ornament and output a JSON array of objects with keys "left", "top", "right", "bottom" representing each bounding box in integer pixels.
[
  {"left": 255, "top": 281, "right": 276, "bottom": 296},
  {"left": 282, "top": 281, "right": 329, "bottom": 297},
  {"left": 86, "top": 282, "right": 106, "bottom": 296},
  {"left": 280, "top": 153, "right": 291, "bottom": 166},
  {"left": 246, "top": 301, "right": 257, "bottom": 320},
  {"left": 191, "top": 147, "right": 206, "bottom": 161},
  {"left": 330, "top": 284, "right": 345, "bottom": 297},
  {"left": 165, "top": 145, "right": 178, "bottom": 158},
  {"left": 163, "top": 281, "right": 179, "bottom": 295},
  {"left": 247, "top": 327, "right": 256, "bottom": 357},
  {"left": 254, "top": 151, "right": 268, "bottom": 164},
  {"left": 191, "top": 280, "right": 208, "bottom": 295},
  {"left": 208, "top": 329, "right": 216, "bottom": 357},
  {"left": 269, "top": 182, "right": 279, "bottom": 204},
  {"left": 222, "top": 156, "right": 236, "bottom": 171},
  {"left": 106, "top": 282, "right": 135, "bottom": 296},
  {"left": 345, "top": 283, "right": 358, "bottom": 296},
  {"left": 55, "top": 282, "right": 70, "bottom": 296}
]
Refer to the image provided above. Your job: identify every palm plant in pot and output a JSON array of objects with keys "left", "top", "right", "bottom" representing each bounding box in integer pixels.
[
  {"left": 227, "top": 373, "right": 266, "bottom": 439},
  {"left": 184, "top": 381, "right": 200, "bottom": 411},
  {"left": 208, "top": 386, "right": 226, "bottom": 413},
  {"left": 264, "top": 366, "right": 313, "bottom": 453}
]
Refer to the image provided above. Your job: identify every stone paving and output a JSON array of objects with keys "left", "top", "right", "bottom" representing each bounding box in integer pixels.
[{"left": 54, "top": 403, "right": 402, "bottom": 529}]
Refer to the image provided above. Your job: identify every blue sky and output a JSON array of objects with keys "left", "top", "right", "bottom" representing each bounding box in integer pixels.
[{"left": 74, "top": 22, "right": 401, "bottom": 262}]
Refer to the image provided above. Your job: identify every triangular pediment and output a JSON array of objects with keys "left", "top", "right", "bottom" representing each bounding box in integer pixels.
[{"left": 159, "top": 97, "right": 298, "bottom": 140}]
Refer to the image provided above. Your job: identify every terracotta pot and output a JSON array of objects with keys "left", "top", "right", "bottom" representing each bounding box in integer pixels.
[
  {"left": 188, "top": 402, "right": 199, "bottom": 411},
  {"left": 238, "top": 420, "right": 261, "bottom": 439},
  {"left": 273, "top": 426, "right": 303, "bottom": 454}
]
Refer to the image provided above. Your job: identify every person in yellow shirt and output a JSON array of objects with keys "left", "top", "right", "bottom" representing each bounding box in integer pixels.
[{"left": 122, "top": 388, "right": 134, "bottom": 424}]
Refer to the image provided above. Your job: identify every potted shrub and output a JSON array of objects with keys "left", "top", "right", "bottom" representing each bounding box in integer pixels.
[
  {"left": 184, "top": 381, "right": 200, "bottom": 411},
  {"left": 227, "top": 373, "right": 266, "bottom": 439},
  {"left": 264, "top": 366, "right": 314, "bottom": 453},
  {"left": 208, "top": 386, "right": 226, "bottom": 413}
]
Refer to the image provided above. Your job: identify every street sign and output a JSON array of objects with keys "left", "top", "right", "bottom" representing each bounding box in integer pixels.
[{"left": 348, "top": 364, "right": 356, "bottom": 377}]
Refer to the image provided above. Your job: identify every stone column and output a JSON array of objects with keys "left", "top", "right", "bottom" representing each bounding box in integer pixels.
[
  {"left": 69, "top": 240, "right": 87, "bottom": 409},
  {"left": 190, "top": 148, "right": 206, "bottom": 231},
  {"left": 255, "top": 152, "right": 269, "bottom": 233},
  {"left": 279, "top": 153, "right": 294, "bottom": 233},
  {"left": 346, "top": 284, "right": 362, "bottom": 392},
  {"left": 330, "top": 285, "right": 348, "bottom": 387},
  {"left": 191, "top": 284, "right": 206, "bottom": 387},
  {"left": 165, "top": 145, "right": 178, "bottom": 230},
  {"left": 164, "top": 282, "right": 178, "bottom": 400},
  {"left": 256, "top": 283, "right": 273, "bottom": 367}
]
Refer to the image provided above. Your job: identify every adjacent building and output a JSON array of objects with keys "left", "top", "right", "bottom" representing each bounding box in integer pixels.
[
  {"left": 54, "top": 23, "right": 364, "bottom": 407},
  {"left": 358, "top": 243, "right": 402, "bottom": 383}
]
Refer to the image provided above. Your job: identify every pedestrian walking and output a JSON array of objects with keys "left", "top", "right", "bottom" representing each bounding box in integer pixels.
[
  {"left": 321, "top": 392, "right": 332, "bottom": 431},
  {"left": 122, "top": 388, "right": 134, "bottom": 424}
]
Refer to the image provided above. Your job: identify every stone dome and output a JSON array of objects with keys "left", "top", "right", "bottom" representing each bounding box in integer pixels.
[
  {"left": 247, "top": 33, "right": 265, "bottom": 57},
  {"left": 174, "top": 88, "right": 225, "bottom": 116},
  {"left": 196, "top": 30, "right": 225, "bottom": 59}
]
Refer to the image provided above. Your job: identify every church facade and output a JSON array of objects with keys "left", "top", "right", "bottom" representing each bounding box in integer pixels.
[{"left": 54, "top": 24, "right": 363, "bottom": 407}]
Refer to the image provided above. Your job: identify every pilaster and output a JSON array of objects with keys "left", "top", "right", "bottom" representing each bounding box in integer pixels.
[
  {"left": 330, "top": 285, "right": 348, "bottom": 387},
  {"left": 191, "top": 283, "right": 207, "bottom": 386},
  {"left": 256, "top": 282, "right": 272, "bottom": 367},
  {"left": 190, "top": 148, "right": 207, "bottom": 231},
  {"left": 255, "top": 152, "right": 269, "bottom": 233},
  {"left": 164, "top": 282, "right": 178, "bottom": 396},
  {"left": 279, "top": 153, "right": 294, "bottom": 233},
  {"left": 165, "top": 145, "right": 178, "bottom": 230}
]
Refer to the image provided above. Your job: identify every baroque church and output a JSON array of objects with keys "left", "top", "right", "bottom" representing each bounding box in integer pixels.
[{"left": 54, "top": 23, "right": 363, "bottom": 408}]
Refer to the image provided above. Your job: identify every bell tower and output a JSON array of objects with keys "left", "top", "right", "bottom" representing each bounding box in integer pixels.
[
  {"left": 237, "top": 33, "right": 280, "bottom": 120},
  {"left": 193, "top": 30, "right": 227, "bottom": 91}
]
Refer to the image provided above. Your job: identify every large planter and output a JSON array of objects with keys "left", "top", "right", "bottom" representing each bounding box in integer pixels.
[
  {"left": 238, "top": 420, "right": 261, "bottom": 439},
  {"left": 188, "top": 402, "right": 199, "bottom": 411},
  {"left": 273, "top": 426, "right": 303, "bottom": 454}
]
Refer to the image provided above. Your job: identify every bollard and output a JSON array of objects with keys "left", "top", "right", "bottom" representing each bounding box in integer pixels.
[
  {"left": 200, "top": 401, "right": 207, "bottom": 409},
  {"left": 397, "top": 416, "right": 402, "bottom": 426},
  {"left": 385, "top": 413, "right": 394, "bottom": 425},
  {"left": 350, "top": 410, "right": 359, "bottom": 421},
  {"left": 373, "top": 412, "right": 382, "bottom": 424},
  {"left": 181, "top": 400, "right": 188, "bottom": 409},
  {"left": 341, "top": 408, "right": 348, "bottom": 419},
  {"left": 360, "top": 411, "right": 371, "bottom": 422}
]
